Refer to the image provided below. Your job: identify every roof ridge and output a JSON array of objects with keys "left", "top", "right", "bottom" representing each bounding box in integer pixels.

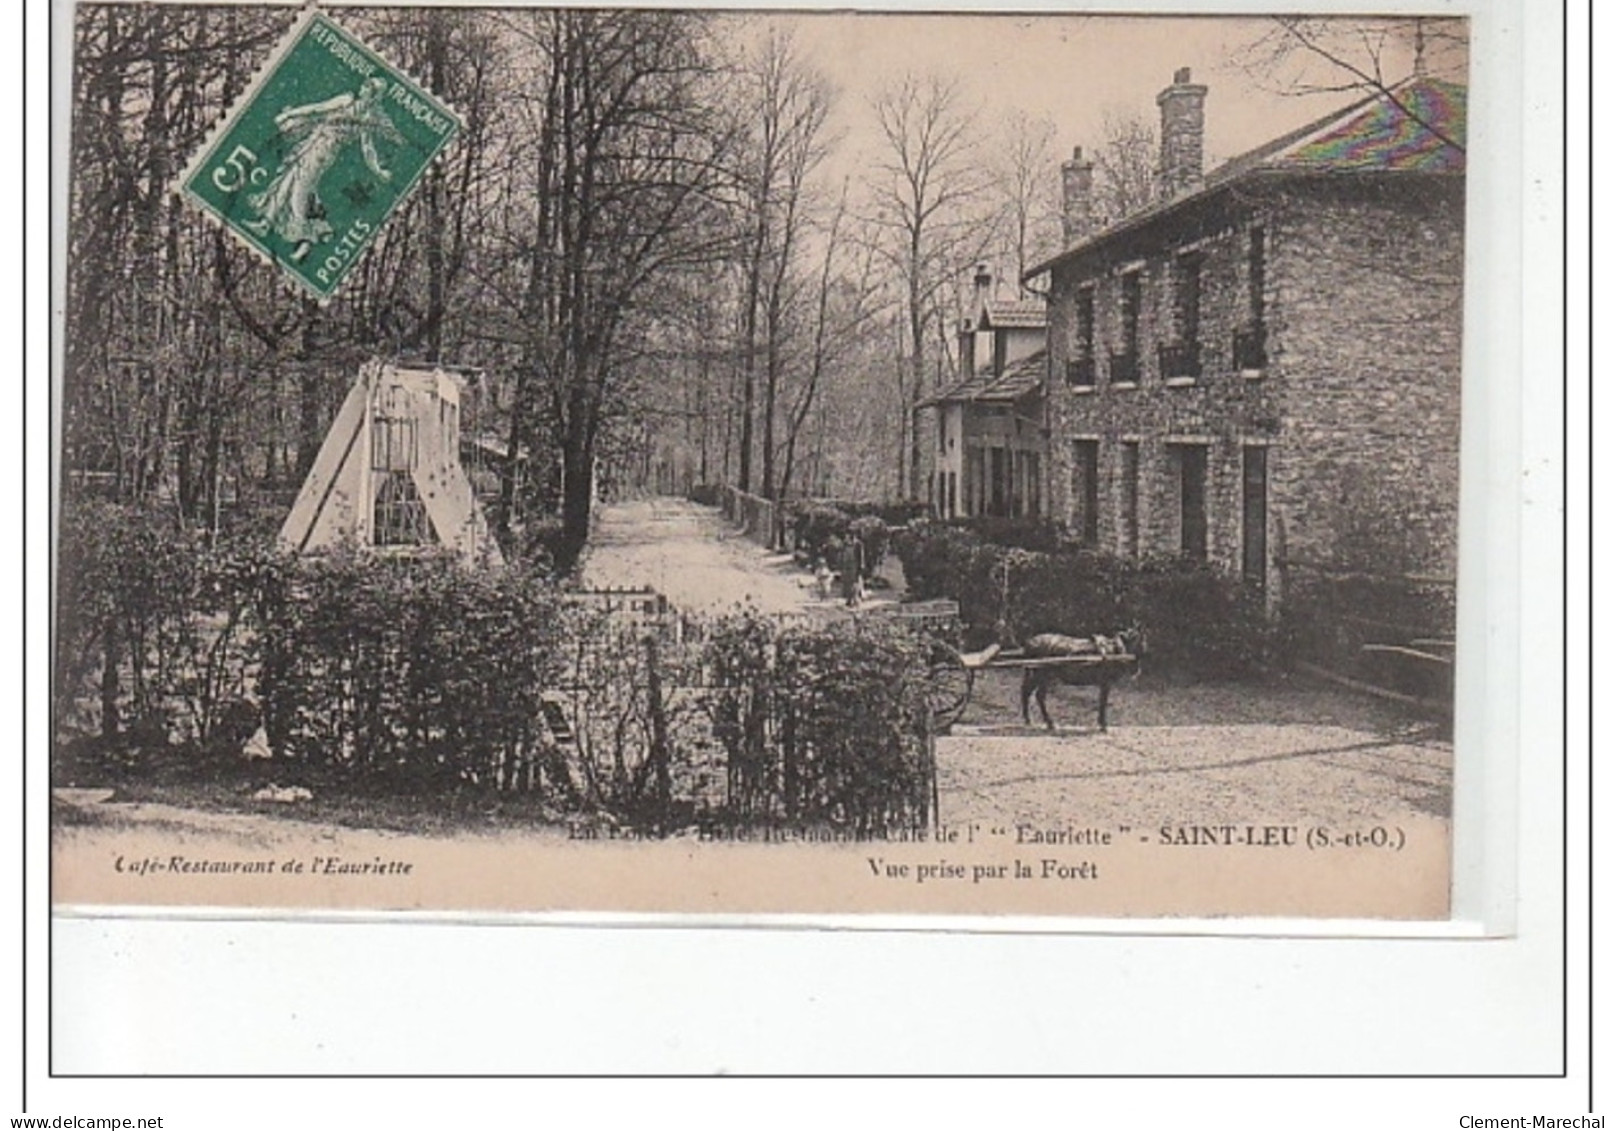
[{"left": 1025, "top": 75, "right": 1467, "bottom": 280}]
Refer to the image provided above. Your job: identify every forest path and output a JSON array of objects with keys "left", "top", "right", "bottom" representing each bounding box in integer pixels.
[{"left": 580, "top": 496, "right": 832, "bottom": 616}]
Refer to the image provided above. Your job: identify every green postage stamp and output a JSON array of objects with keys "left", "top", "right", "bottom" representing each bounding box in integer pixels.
[{"left": 178, "top": 11, "right": 460, "bottom": 301}]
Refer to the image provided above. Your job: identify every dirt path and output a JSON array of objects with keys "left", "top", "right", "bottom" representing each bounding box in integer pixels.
[{"left": 581, "top": 496, "right": 834, "bottom": 615}]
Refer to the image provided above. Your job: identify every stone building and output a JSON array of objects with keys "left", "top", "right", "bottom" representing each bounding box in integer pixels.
[
  {"left": 1024, "top": 69, "right": 1466, "bottom": 612},
  {"left": 917, "top": 265, "right": 1049, "bottom": 519}
]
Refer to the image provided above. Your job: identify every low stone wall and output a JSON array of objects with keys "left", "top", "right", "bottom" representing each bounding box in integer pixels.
[{"left": 719, "top": 484, "right": 781, "bottom": 550}]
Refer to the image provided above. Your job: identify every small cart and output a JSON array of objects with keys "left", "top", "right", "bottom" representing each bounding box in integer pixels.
[{"left": 927, "top": 643, "right": 1141, "bottom": 732}]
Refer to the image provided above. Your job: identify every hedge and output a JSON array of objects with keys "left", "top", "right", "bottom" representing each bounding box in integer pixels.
[
  {"left": 258, "top": 551, "right": 567, "bottom": 792},
  {"left": 54, "top": 503, "right": 937, "bottom": 834},
  {"left": 942, "top": 515, "right": 1067, "bottom": 553},
  {"left": 705, "top": 614, "right": 932, "bottom": 833},
  {"left": 54, "top": 501, "right": 271, "bottom": 756},
  {"left": 893, "top": 521, "right": 1274, "bottom": 677},
  {"left": 788, "top": 502, "right": 890, "bottom": 579}
]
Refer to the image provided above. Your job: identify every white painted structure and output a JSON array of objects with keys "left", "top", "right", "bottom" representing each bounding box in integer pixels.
[{"left": 278, "top": 360, "right": 503, "bottom": 566}]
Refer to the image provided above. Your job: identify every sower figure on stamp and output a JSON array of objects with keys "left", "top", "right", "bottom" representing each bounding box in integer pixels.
[{"left": 244, "top": 75, "right": 404, "bottom": 263}]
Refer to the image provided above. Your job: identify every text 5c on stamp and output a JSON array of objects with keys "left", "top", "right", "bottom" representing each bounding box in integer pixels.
[{"left": 178, "top": 12, "right": 461, "bottom": 301}]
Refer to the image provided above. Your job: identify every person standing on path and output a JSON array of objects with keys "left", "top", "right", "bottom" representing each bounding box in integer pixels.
[{"left": 838, "top": 534, "right": 863, "bottom": 609}]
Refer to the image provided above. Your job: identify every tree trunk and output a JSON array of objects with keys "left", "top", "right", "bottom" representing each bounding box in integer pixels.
[
  {"left": 761, "top": 354, "right": 779, "bottom": 500},
  {"left": 99, "top": 616, "right": 122, "bottom": 743},
  {"left": 294, "top": 302, "right": 323, "bottom": 480},
  {"left": 421, "top": 15, "right": 448, "bottom": 361},
  {"left": 555, "top": 412, "right": 595, "bottom": 575}
]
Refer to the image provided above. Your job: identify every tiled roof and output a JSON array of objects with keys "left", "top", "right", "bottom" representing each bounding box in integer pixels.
[
  {"left": 1025, "top": 77, "right": 1467, "bottom": 279},
  {"left": 1216, "top": 76, "right": 1465, "bottom": 181},
  {"left": 920, "top": 350, "right": 1047, "bottom": 407},
  {"left": 981, "top": 299, "right": 1048, "bottom": 329}
]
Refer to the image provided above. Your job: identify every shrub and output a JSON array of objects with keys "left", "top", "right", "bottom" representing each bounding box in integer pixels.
[
  {"left": 259, "top": 552, "right": 566, "bottom": 792},
  {"left": 1122, "top": 557, "right": 1274, "bottom": 679},
  {"left": 946, "top": 515, "right": 1067, "bottom": 553},
  {"left": 1000, "top": 547, "right": 1131, "bottom": 643},
  {"left": 704, "top": 614, "right": 932, "bottom": 833},
  {"left": 893, "top": 521, "right": 979, "bottom": 602},
  {"left": 53, "top": 505, "right": 948, "bottom": 837},
  {"left": 1281, "top": 571, "right": 1454, "bottom": 698},
  {"left": 893, "top": 522, "right": 1006, "bottom": 644},
  {"left": 553, "top": 609, "right": 713, "bottom": 826},
  {"left": 53, "top": 502, "right": 270, "bottom": 754},
  {"left": 516, "top": 516, "right": 563, "bottom": 574},
  {"left": 832, "top": 499, "right": 930, "bottom": 527},
  {"left": 892, "top": 522, "right": 1274, "bottom": 677},
  {"left": 788, "top": 499, "right": 925, "bottom": 564},
  {"left": 790, "top": 503, "right": 854, "bottom": 565}
]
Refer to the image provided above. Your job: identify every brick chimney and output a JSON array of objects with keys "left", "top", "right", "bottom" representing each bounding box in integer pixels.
[
  {"left": 973, "top": 262, "right": 994, "bottom": 306},
  {"left": 958, "top": 319, "right": 976, "bottom": 381},
  {"left": 1157, "top": 66, "right": 1208, "bottom": 199},
  {"left": 1061, "top": 145, "right": 1095, "bottom": 244}
]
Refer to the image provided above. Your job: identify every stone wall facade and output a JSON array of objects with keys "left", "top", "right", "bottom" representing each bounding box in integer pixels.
[{"left": 1044, "top": 175, "right": 1465, "bottom": 608}]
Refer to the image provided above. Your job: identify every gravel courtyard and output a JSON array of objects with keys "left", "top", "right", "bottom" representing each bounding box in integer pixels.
[
  {"left": 935, "top": 671, "right": 1450, "bottom": 832},
  {"left": 588, "top": 498, "right": 1453, "bottom": 834}
]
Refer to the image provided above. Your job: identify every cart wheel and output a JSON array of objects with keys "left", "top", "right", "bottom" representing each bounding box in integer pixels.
[{"left": 927, "top": 643, "right": 973, "bottom": 731}]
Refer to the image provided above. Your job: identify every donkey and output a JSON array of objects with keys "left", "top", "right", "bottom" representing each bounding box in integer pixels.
[{"left": 1018, "top": 625, "right": 1145, "bottom": 732}]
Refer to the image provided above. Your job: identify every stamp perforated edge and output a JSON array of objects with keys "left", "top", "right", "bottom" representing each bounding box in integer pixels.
[{"left": 170, "top": 6, "right": 467, "bottom": 307}]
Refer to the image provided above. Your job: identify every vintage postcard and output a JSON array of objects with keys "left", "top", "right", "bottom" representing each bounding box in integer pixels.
[{"left": 51, "top": 4, "right": 1470, "bottom": 921}]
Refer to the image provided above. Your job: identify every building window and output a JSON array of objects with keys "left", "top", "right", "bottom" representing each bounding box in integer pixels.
[
  {"left": 1177, "top": 253, "right": 1202, "bottom": 345},
  {"left": 371, "top": 411, "right": 417, "bottom": 473},
  {"left": 1242, "top": 446, "right": 1268, "bottom": 590},
  {"left": 1067, "top": 287, "right": 1097, "bottom": 388},
  {"left": 989, "top": 447, "right": 1008, "bottom": 517},
  {"left": 1110, "top": 271, "right": 1141, "bottom": 384},
  {"left": 1235, "top": 227, "right": 1268, "bottom": 372},
  {"left": 1249, "top": 226, "right": 1266, "bottom": 324},
  {"left": 1162, "top": 253, "right": 1203, "bottom": 380},
  {"left": 1009, "top": 451, "right": 1023, "bottom": 518},
  {"left": 1119, "top": 441, "right": 1140, "bottom": 558},
  {"left": 373, "top": 469, "right": 434, "bottom": 546},
  {"left": 1025, "top": 452, "right": 1041, "bottom": 518},
  {"left": 1172, "top": 443, "right": 1208, "bottom": 560},
  {"left": 1072, "top": 439, "right": 1099, "bottom": 546}
]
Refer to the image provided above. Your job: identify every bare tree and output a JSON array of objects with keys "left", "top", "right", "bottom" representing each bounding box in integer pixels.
[
  {"left": 991, "top": 109, "right": 1062, "bottom": 294},
  {"left": 1233, "top": 17, "right": 1468, "bottom": 154},
  {"left": 730, "top": 27, "right": 833, "bottom": 500},
  {"left": 493, "top": 9, "right": 736, "bottom": 571},
  {"left": 867, "top": 73, "right": 985, "bottom": 499},
  {"left": 1093, "top": 110, "right": 1158, "bottom": 226},
  {"left": 776, "top": 185, "right": 886, "bottom": 501}
]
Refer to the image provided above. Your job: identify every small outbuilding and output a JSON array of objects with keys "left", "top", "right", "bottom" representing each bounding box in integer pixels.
[
  {"left": 916, "top": 265, "right": 1049, "bottom": 520},
  {"left": 278, "top": 359, "right": 503, "bottom": 566}
]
